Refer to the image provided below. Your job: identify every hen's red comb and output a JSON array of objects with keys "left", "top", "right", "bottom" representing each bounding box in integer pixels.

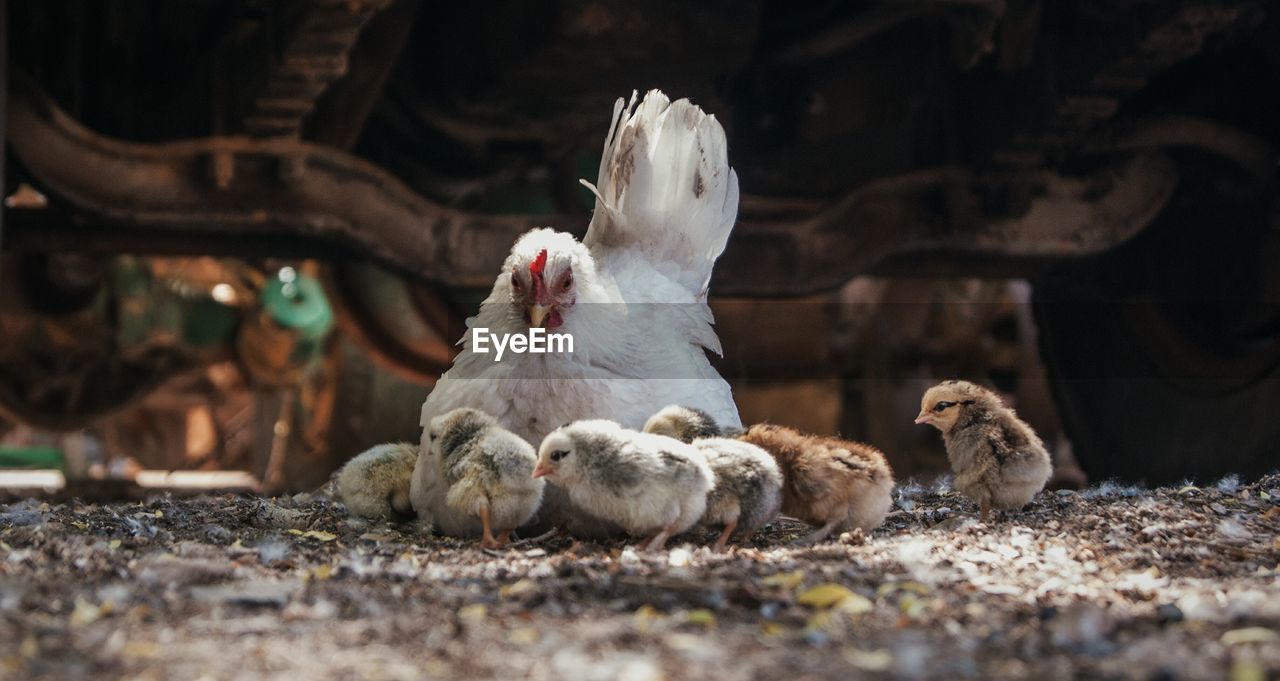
[{"left": 529, "top": 248, "right": 548, "bottom": 276}]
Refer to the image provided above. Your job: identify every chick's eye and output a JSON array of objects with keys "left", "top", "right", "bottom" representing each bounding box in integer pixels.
[
  {"left": 932, "top": 401, "right": 955, "bottom": 413},
  {"left": 550, "top": 450, "right": 569, "bottom": 462}
]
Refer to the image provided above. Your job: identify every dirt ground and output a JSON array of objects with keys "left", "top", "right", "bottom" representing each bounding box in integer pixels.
[{"left": 2, "top": 473, "right": 1278, "bottom": 681}]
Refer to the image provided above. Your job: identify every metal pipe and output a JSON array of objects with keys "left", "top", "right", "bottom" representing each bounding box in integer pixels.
[
  {"left": 6, "top": 72, "right": 576, "bottom": 289},
  {"left": 6, "top": 73, "right": 1182, "bottom": 297}
]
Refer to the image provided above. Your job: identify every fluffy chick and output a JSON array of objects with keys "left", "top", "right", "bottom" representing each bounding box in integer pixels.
[
  {"left": 534, "top": 420, "right": 714, "bottom": 551},
  {"left": 643, "top": 406, "right": 782, "bottom": 550},
  {"left": 427, "top": 408, "right": 545, "bottom": 548},
  {"left": 336, "top": 442, "right": 417, "bottom": 520},
  {"left": 740, "top": 425, "right": 895, "bottom": 543},
  {"left": 687, "top": 438, "right": 783, "bottom": 550},
  {"left": 643, "top": 405, "right": 726, "bottom": 443},
  {"left": 915, "top": 380, "right": 1052, "bottom": 521}
]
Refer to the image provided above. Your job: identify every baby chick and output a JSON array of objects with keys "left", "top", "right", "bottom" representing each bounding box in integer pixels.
[
  {"left": 643, "top": 406, "right": 782, "bottom": 551},
  {"left": 697, "top": 440, "right": 783, "bottom": 550},
  {"left": 915, "top": 380, "right": 1052, "bottom": 521},
  {"left": 336, "top": 442, "right": 417, "bottom": 520},
  {"left": 740, "top": 424, "right": 895, "bottom": 543},
  {"left": 426, "top": 408, "right": 545, "bottom": 548},
  {"left": 534, "top": 420, "right": 714, "bottom": 551},
  {"left": 643, "top": 405, "right": 728, "bottom": 442}
]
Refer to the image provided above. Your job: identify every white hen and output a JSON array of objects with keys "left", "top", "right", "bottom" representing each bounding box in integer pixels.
[{"left": 410, "top": 90, "right": 741, "bottom": 536}]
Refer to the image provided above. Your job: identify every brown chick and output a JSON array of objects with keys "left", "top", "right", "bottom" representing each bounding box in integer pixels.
[
  {"left": 739, "top": 424, "right": 895, "bottom": 543},
  {"left": 915, "top": 380, "right": 1052, "bottom": 522}
]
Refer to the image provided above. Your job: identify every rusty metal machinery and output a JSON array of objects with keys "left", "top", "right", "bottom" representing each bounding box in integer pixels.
[
  {"left": 1, "top": 0, "right": 1270, "bottom": 297},
  {"left": 2, "top": 72, "right": 1194, "bottom": 297},
  {"left": 1, "top": 0, "right": 1278, "bottom": 484}
]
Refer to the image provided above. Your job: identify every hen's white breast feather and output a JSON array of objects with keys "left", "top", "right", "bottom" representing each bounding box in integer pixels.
[{"left": 410, "top": 89, "right": 742, "bottom": 535}]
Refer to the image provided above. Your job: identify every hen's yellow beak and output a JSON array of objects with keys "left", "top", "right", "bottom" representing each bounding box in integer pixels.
[{"left": 527, "top": 304, "right": 551, "bottom": 328}]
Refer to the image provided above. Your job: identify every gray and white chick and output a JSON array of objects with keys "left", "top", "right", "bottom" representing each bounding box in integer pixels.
[
  {"left": 644, "top": 405, "right": 782, "bottom": 551},
  {"left": 426, "top": 408, "right": 545, "bottom": 547},
  {"left": 336, "top": 442, "right": 417, "bottom": 520},
  {"left": 534, "top": 420, "right": 714, "bottom": 551},
  {"left": 915, "top": 380, "right": 1052, "bottom": 522}
]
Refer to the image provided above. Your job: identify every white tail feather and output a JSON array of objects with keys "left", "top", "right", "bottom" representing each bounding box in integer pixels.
[{"left": 581, "top": 90, "right": 740, "bottom": 298}]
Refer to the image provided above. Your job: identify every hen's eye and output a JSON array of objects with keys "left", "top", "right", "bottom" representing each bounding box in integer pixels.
[
  {"left": 550, "top": 450, "right": 570, "bottom": 462},
  {"left": 932, "top": 401, "right": 955, "bottom": 412},
  {"left": 511, "top": 271, "right": 523, "bottom": 291}
]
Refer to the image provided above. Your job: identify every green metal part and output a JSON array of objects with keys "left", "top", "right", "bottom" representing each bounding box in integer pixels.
[
  {"left": 260, "top": 267, "right": 335, "bottom": 365},
  {"left": 0, "top": 446, "right": 64, "bottom": 471}
]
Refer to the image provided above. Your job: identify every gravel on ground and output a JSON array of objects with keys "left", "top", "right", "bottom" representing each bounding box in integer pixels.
[{"left": 2, "top": 474, "right": 1278, "bottom": 680}]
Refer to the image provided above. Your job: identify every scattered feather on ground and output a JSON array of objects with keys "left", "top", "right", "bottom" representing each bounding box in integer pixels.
[{"left": 2, "top": 475, "right": 1278, "bottom": 680}]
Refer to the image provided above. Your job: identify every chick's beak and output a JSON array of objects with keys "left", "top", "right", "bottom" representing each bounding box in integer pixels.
[
  {"left": 914, "top": 412, "right": 931, "bottom": 425},
  {"left": 531, "top": 464, "right": 552, "bottom": 479},
  {"left": 527, "top": 303, "right": 551, "bottom": 328}
]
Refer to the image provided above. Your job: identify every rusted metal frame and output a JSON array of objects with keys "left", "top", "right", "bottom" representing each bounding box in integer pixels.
[
  {"left": 291, "top": 0, "right": 456, "bottom": 385},
  {"left": 717, "top": 152, "right": 1180, "bottom": 296},
  {"left": 769, "top": 0, "right": 1006, "bottom": 69},
  {"left": 1068, "top": 1, "right": 1261, "bottom": 118},
  {"left": 244, "top": 0, "right": 394, "bottom": 138},
  {"left": 303, "top": 0, "right": 421, "bottom": 149},
  {"left": 324, "top": 263, "right": 459, "bottom": 385},
  {"left": 7, "top": 74, "right": 1184, "bottom": 298},
  {"left": 7, "top": 74, "right": 577, "bottom": 289},
  {"left": 1084, "top": 116, "right": 1277, "bottom": 189},
  {"left": 1004, "top": 0, "right": 1264, "bottom": 163}
]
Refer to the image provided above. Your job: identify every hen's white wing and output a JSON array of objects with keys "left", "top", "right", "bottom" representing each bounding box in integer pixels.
[
  {"left": 581, "top": 90, "right": 739, "bottom": 300},
  {"left": 575, "top": 90, "right": 741, "bottom": 424}
]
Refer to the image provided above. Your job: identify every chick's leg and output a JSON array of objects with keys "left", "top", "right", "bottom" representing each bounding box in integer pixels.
[
  {"left": 496, "top": 529, "right": 513, "bottom": 545},
  {"left": 645, "top": 532, "right": 675, "bottom": 552},
  {"left": 478, "top": 504, "right": 501, "bottom": 549},
  {"left": 712, "top": 518, "right": 738, "bottom": 552},
  {"left": 644, "top": 505, "right": 685, "bottom": 552},
  {"left": 980, "top": 500, "right": 991, "bottom": 524},
  {"left": 645, "top": 525, "right": 675, "bottom": 552},
  {"left": 794, "top": 519, "right": 841, "bottom": 546},
  {"left": 511, "top": 526, "right": 561, "bottom": 546}
]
